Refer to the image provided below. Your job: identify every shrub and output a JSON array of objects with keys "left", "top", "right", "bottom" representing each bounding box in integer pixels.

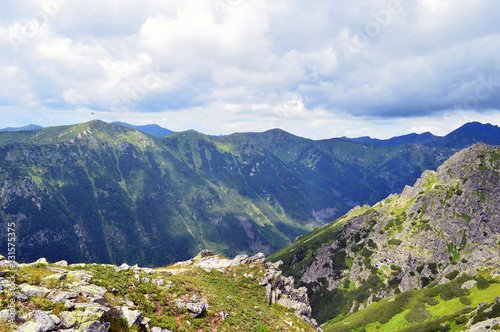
[
  {"left": 404, "top": 304, "right": 432, "bottom": 324},
  {"left": 455, "top": 315, "right": 467, "bottom": 324},
  {"left": 390, "top": 264, "right": 402, "bottom": 272},
  {"left": 459, "top": 296, "right": 472, "bottom": 305},
  {"left": 440, "top": 282, "right": 468, "bottom": 301},
  {"left": 388, "top": 238, "right": 402, "bottom": 246},
  {"left": 425, "top": 297, "right": 439, "bottom": 306},
  {"left": 428, "top": 263, "right": 438, "bottom": 274},
  {"left": 476, "top": 276, "right": 490, "bottom": 290},
  {"left": 445, "top": 270, "right": 459, "bottom": 280}
]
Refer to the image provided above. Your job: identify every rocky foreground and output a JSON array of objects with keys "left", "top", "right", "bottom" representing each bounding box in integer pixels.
[{"left": 0, "top": 251, "right": 321, "bottom": 331}]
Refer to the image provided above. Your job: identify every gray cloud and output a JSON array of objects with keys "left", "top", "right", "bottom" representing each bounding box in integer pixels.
[{"left": 0, "top": 0, "right": 499, "bottom": 138}]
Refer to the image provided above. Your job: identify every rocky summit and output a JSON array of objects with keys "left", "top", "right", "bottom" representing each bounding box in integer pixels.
[
  {"left": 0, "top": 251, "right": 320, "bottom": 331},
  {"left": 269, "top": 143, "right": 500, "bottom": 331}
]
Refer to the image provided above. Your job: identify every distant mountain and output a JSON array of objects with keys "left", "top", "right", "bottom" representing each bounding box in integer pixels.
[
  {"left": 345, "top": 121, "right": 500, "bottom": 149},
  {"left": 112, "top": 121, "right": 175, "bottom": 137},
  {"left": 0, "top": 120, "right": 458, "bottom": 266},
  {"left": 347, "top": 131, "right": 439, "bottom": 146},
  {"left": 0, "top": 124, "right": 43, "bottom": 132},
  {"left": 269, "top": 143, "right": 500, "bottom": 330},
  {"left": 1, "top": 120, "right": 499, "bottom": 267}
]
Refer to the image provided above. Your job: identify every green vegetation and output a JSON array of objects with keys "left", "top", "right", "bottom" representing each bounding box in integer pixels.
[
  {"left": 2, "top": 260, "right": 316, "bottom": 332},
  {"left": 322, "top": 273, "right": 500, "bottom": 332},
  {"left": 0, "top": 120, "right": 459, "bottom": 266}
]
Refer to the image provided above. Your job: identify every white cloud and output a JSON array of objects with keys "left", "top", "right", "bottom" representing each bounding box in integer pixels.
[{"left": 0, "top": 0, "right": 500, "bottom": 138}]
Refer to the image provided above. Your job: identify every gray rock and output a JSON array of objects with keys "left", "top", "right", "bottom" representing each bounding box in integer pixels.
[
  {"left": 34, "top": 258, "right": 49, "bottom": 265},
  {"left": 175, "top": 298, "right": 185, "bottom": 309},
  {"left": 78, "top": 320, "right": 110, "bottom": 332},
  {"left": 33, "top": 310, "right": 56, "bottom": 332},
  {"left": 462, "top": 280, "right": 477, "bottom": 290},
  {"left": 0, "top": 309, "right": 17, "bottom": 322},
  {"left": 151, "top": 328, "right": 173, "bottom": 332},
  {"left": 120, "top": 307, "right": 143, "bottom": 327},
  {"left": 42, "top": 273, "right": 66, "bottom": 281},
  {"left": 197, "top": 249, "right": 213, "bottom": 258},
  {"left": 0, "top": 260, "right": 19, "bottom": 269},
  {"left": 20, "top": 284, "right": 51, "bottom": 298},
  {"left": 186, "top": 302, "right": 206, "bottom": 318},
  {"left": 19, "top": 321, "right": 44, "bottom": 332},
  {"left": 48, "top": 291, "right": 77, "bottom": 304},
  {"left": 54, "top": 260, "right": 68, "bottom": 267},
  {"left": 231, "top": 255, "right": 248, "bottom": 266},
  {"left": 248, "top": 253, "right": 266, "bottom": 265},
  {"left": 68, "top": 270, "right": 93, "bottom": 283},
  {"left": 50, "top": 314, "right": 61, "bottom": 326},
  {"left": 15, "top": 292, "right": 28, "bottom": 302},
  {"left": 115, "top": 263, "right": 130, "bottom": 271}
]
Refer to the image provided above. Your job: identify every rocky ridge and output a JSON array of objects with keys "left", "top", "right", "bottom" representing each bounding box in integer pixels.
[
  {"left": 0, "top": 251, "right": 320, "bottom": 331},
  {"left": 269, "top": 143, "right": 500, "bottom": 327}
]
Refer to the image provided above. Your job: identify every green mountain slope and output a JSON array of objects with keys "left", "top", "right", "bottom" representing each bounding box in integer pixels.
[
  {"left": 0, "top": 120, "right": 481, "bottom": 266},
  {"left": 268, "top": 143, "right": 500, "bottom": 329}
]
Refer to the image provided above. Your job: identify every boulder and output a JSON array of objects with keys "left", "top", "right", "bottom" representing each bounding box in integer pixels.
[
  {"left": 20, "top": 285, "right": 51, "bottom": 298},
  {"left": 54, "top": 260, "right": 68, "bottom": 267},
  {"left": 78, "top": 320, "right": 110, "bottom": 332},
  {"left": 18, "top": 321, "right": 44, "bottom": 332},
  {"left": 461, "top": 280, "right": 477, "bottom": 290},
  {"left": 15, "top": 292, "right": 28, "bottom": 302},
  {"left": 59, "top": 310, "right": 103, "bottom": 329},
  {"left": 248, "top": 253, "right": 266, "bottom": 265},
  {"left": 115, "top": 263, "right": 130, "bottom": 272},
  {"left": 33, "top": 310, "right": 56, "bottom": 332},
  {"left": 120, "top": 307, "right": 143, "bottom": 327},
  {"left": 0, "top": 260, "right": 19, "bottom": 269},
  {"left": 186, "top": 302, "right": 206, "bottom": 318},
  {"left": 34, "top": 258, "right": 49, "bottom": 265},
  {"left": 198, "top": 249, "right": 213, "bottom": 258},
  {"left": 151, "top": 327, "right": 173, "bottom": 332},
  {"left": 0, "top": 309, "right": 16, "bottom": 322},
  {"left": 231, "top": 255, "right": 248, "bottom": 266}
]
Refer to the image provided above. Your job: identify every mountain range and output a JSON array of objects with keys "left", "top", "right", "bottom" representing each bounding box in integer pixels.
[
  {"left": 1, "top": 120, "right": 500, "bottom": 331},
  {"left": 0, "top": 121, "right": 499, "bottom": 268},
  {"left": 344, "top": 121, "right": 500, "bottom": 148}
]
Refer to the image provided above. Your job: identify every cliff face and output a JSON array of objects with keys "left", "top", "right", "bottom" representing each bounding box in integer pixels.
[{"left": 269, "top": 143, "right": 500, "bottom": 325}]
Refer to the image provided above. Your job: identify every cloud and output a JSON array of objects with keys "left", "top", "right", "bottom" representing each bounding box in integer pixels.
[{"left": 0, "top": 0, "right": 500, "bottom": 138}]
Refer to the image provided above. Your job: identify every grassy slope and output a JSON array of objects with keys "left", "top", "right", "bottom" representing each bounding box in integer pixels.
[
  {"left": 323, "top": 274, "right": 500, "bottom": 332},
  {"left": 0, "top": 260, "right": 316, "bottom": 332}
]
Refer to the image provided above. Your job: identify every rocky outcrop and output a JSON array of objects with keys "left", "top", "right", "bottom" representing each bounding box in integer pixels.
[
  {"left": 2, "top": 252, "right": 321, "bottom": 332},
  {"left": 260, "top": 260, "right": 322, "bottom": 331},
  {"left": 270, "top": 144, "right": 500, "bottom": 325}
]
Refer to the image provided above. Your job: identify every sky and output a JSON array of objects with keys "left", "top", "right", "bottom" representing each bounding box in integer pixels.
[{"left": 1, "top": 0, "right": 500, "bottom": 139}]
